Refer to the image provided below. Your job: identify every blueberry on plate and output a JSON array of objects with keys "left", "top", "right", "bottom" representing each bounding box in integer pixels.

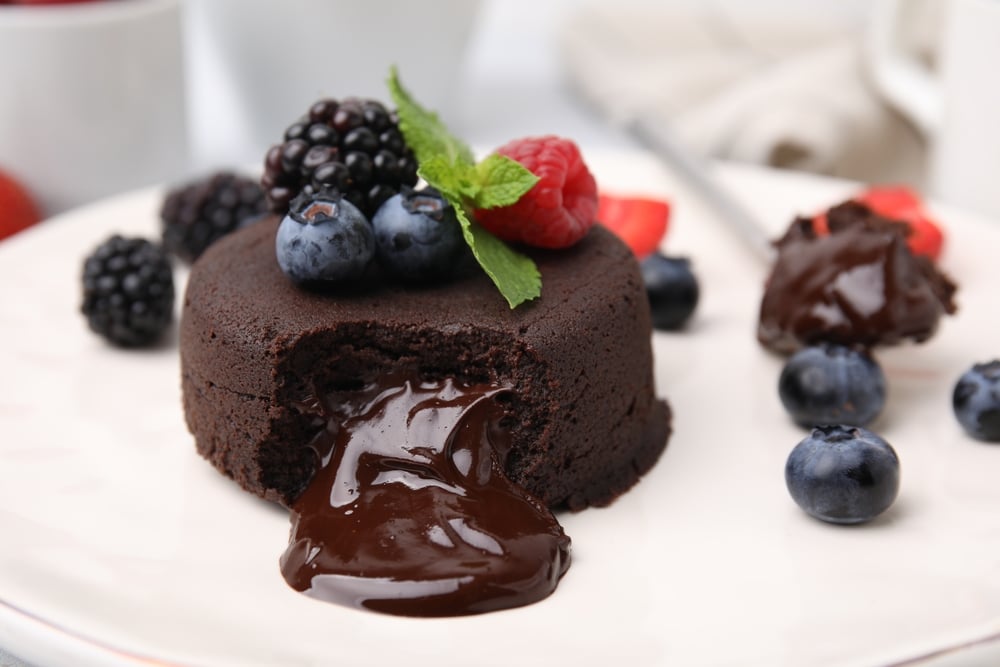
[
  {"left": 371, "top": 188, "right": 464, "bottom": 281},
  {"left": 785, "top": 425, "right": 900, "bottom": 524},
  {"left": 778, "top": 344, "right": 886, "bottom": 428},
  {"left": 952, "top": 360, "right": 1000, "bottom": 442},
  {"left": 639, "top": 253, "right": 699, "bottom": 330},
  {"left": 275, "top": 192, "right": 374, "bottom": 284}
]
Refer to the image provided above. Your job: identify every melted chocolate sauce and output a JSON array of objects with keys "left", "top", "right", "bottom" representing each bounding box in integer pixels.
[
  {"left": 758, "top": 202, "right": 957, "bottom": 354},
  {"left": 280, "top": 374, "right": 571, "bottom": 616}
]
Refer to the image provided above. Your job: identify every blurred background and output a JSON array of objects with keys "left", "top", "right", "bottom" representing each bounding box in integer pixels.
[
  {"left": 186, "top": 0, "right": 928, "bottom": 182},
  {"left": 2, "top": 0, "right": 998, "bottom": 231}
]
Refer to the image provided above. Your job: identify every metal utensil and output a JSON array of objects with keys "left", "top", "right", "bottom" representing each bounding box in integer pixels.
[{"left": 627, "top": 116, "right": 777, "bottom": 265}]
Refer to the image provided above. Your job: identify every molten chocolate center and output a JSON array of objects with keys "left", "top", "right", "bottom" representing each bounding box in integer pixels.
[{"left": 279, "top": 374, "right": 571, "bottom": 616}]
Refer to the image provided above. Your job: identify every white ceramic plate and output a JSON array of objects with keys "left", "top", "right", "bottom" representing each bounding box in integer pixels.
[{"left": 2, "top": 152, "right": 999, "bottom": 667}]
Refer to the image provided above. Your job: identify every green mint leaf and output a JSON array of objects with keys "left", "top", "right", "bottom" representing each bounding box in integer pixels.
[
  {"left": 473, "top": 154, "right": 539, "bottom": 209},
  {"left": 454, "top": 206, "right": 541, "bottom": 308},
  {"left": 387, "top": 67, "right": 475, "bottom": 168},
  {"left": 388, "top": 67, "right": 542, "bottom": 308},
  {"left": 417, "top": 156, "right": 479, "bottom": 203}
]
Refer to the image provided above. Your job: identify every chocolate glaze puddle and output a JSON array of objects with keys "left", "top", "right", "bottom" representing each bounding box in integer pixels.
[{"left": 280, "top": 374, "right": 571, "bottom": 616}]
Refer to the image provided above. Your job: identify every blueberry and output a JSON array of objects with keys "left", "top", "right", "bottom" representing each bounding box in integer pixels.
[
  {"left": 639, "top": 253, "right": 698, "bottom": 330},
  {"left": 371, "top": 188, "right": 464, "bottom": 281},
  {"left": 275, "top": 194, "right": 374, "bottom": 284},
  {"left": 785, "top": 425, "right": 900, "bottom": 524},
  {"left": 778, "top": 344, "right": 885, "bottom": 428},
  {"left": 952, "top": 360, "right": 1000, "bottom": 441}
]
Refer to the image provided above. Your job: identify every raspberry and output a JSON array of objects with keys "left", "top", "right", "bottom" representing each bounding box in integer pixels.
[
  {"left": 474, "top": 136, "right": 598, "bottom": 249},
  {"left": 261, "top": 97, "right": 419, "bottom": 219},
  {"left": 160, "top": 171, "right": 266, "bottom": 263},
  {"left": 81, "top": 235, "right": 175, "bottom": 347}
]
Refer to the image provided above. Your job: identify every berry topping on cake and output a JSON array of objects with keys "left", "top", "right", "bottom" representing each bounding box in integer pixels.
[
  {"left": 639, "top": 253, "right": 699, "bottom": 331},
  {"left": 372, "top": 187, "right": 465, "bottom": 281},
  {"left": 474, "top": 136, "right": 598, "bottom": 249},
  {"left": 275, "top": 191, "right": 374, "bottom": 285},
  {"left": 785, "top": 425, "right": 900, "bottom": 525},
  {"left": 952, "top": 360, "right": 1000, "bottom": 442},
  {"left": 597, "top": 194, "right": 670, "bottom": 258},
  {"left": 81, "top": 235, "right": 175, "bottom": 347},
  {"left": 160, "top": 171, "right": 267, "bottom": 262},
  {"left": 261, "top": 98, "right": 418, "bottom": 218},
  {"left": 778, "top": 344, "right": 886, "bottom": 428}
]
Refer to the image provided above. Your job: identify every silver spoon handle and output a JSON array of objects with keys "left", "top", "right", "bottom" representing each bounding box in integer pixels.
[{"left": 627, "top": 116, "right": 776, "bottom": 264}]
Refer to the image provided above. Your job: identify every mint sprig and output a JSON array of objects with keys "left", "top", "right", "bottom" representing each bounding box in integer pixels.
[{"left": 388, "top": 67, "right": 541, "bottom": 308}]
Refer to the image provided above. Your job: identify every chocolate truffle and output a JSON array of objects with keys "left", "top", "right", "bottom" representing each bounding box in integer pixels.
[{"left": 758, "top": 201, "right": 957, "bottom": 354}]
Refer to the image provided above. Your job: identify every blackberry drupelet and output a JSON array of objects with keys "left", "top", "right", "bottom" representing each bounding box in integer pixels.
[
  {"left": 261, "top": 97, "right": 419, "bottom": 218},
  {"left": 160, "top": 171, "right": 267, "bottom": 263},
  {"left": 81, "top": 235, "right": 175, "bottom": 347}
]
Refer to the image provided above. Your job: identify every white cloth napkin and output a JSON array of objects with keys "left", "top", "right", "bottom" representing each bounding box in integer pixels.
[
  {"left": 558, "top": 1, "right": 934, "bottom": 185},
  {"left": 0, "top": 648, "right": 31, "bottom": 667}
]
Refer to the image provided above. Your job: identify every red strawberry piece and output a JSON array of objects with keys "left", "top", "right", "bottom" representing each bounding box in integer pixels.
[
  {"left": 904, "top": 215, "right": 944, "bottom": 260},
  {"left": 856, "top": 185, "right": 922, "bottom": 216},
  {"left": 474, "top": 136, "right": 598, "bottom": 249},
  {"left": 597, "top": 193, "right": 670, "bottom": 258},
  {"left": 11, "top": 0, "right": 103, "bottom": 5},
  {"left": 812, "top": 185, "right": 944, "bottom": 260},
  {"left": 857, "top": 185, "right": 944, "bottom": 259},
  {"left": 0, "top": 168, "right": 42, "bottom": 241},
  {"left": 812, "top": 211, "right": 830, "bottom": 236}
]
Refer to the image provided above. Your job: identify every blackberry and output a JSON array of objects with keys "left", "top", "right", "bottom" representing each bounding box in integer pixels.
[
  {"left": 81, "top": 235, "right": 175, "bottom": 347},
  {"left": 261, "top": 97, "right": 419, "bottom": 219},
  {"left": 160, "top": 171, "right": 267, "bottom": 263}
]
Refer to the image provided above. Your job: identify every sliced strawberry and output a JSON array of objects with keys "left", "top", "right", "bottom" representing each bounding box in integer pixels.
[
  {"left": 905, "top": 215, "right": 944, "bottom": 260},
  {"left": 812, "top": 185, "right": 944, "bottom": 261},
  {"left": 856, "top": 185, "right": 922, "bottom": 216},
  {"left": 11, "top": 0, "right": 103, "bottom": 5},
  {"left": 857, "top": 185, "right": 944, "bottom": 259},
  {"left": 597, "top": 193, "right": 670, "bottom": 258},
  {"left": 0, "top": 168, "right": 42, "bottom": 241},
  {"left": 813, "top": 211, "right": 830, "bottom": 237}
]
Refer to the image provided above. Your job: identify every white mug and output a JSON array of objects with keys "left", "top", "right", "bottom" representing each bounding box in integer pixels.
[
  {"left": 0, "top": 0, "right": 188, "bottom": 216},
  {"left": 186, "top": 0, "right": 482, "bottom": 168},
  {"left": 867, "top": 0, "right": 1000, "bottom": 219}
]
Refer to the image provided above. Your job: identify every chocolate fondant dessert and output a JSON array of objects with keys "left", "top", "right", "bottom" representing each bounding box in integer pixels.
[
  {"left": 183, "top": 216, "right": 668, "bottom": 509},
  {"left": 758, "top": 201, "right": 957, "bottom": 354},
  {"left": 180, "top": 213, "right": 670, "bottom": 614}
]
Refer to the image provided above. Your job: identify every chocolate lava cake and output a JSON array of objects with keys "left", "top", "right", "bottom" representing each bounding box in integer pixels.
[{"left": 180, "top": 216, "right": 670, "bottom": 513}]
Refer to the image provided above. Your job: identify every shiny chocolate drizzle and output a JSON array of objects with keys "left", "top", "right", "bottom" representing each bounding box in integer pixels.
[
  {"left": 280, "top": 374, "right": 571, "bottom": 616},
  {"left": 758, "top": 201, "right": 957, "bottom": 354}
]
